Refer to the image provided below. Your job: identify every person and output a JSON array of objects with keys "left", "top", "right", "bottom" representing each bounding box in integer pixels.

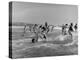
[
  {"left": 32, "top": 22, "right": 48, "bottom": 43},
  {"left": 64, "top": 24, "right": 68, "bottom": 35},
  {"left": 68, "top": 23, "right": 74, "bottom": 39},
  {"left": 41, "top": 25, "right": 47, "bottom": 39},
  {"left": 29, "top": 25, "right": 32, "bottom": 32},
  {"left": 62, "top": 24, "right": 65, "bottom": 35},
  {"left": 74, "top": 23, "right": 77, "bottom": 31},
  {"left": 32, "top": 32, "right": 38, "bottom": 43},
  {"left": 23, "top": 24, "right": 27, "bottom": 36},
  {"left": 39, "top": 23, "right": 48, "bottom": 40},
  {"left": 33, "top": 24, "right": 38, "bottom": 33},
  {"left": 51, "top": 25, "right": 54, "bottom": 32},
  {"left": 45, "top": 22, "right": 49, "bottom": 34},
  {"left": 32, "top": 24, "right": 39, "bottom": 43},
  {"left": 62, "top": 24, "right": 68, "bottom": 35}
]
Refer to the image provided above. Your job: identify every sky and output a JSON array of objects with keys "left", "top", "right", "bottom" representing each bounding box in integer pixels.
[{"left": 12, "top": 1, "right": 78, "bottom": 25}]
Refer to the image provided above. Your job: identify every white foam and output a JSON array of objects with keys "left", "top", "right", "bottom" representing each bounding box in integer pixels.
[{"left": 55, "top": 35, "right": 67, "bottom": 41}]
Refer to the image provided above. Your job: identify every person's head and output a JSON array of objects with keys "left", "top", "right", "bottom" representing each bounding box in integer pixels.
[
  {"left": 34, "top": 24, "right": 37, "bottom": 26},
  {"left": 65, "top": 24, "right": 68, "bottom": 26},
  {"left": 70, "top": 23, "right": 73, "bottom": 26}
]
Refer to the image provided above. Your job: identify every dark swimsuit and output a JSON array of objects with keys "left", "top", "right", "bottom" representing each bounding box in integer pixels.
[{"left": 69, "top": 26, "right": 73, "bottom": 32}]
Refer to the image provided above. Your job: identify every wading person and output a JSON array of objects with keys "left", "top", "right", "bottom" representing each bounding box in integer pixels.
[
  {"left": 41, "top": 25, "right": 47, "bottom": 39},
  {"left": 44, "top": 22, "right": 49, "bottom": 34},
  {"left": 32, "top": 24, "right": 38, "bottom": 43},
  {"left": 62, "top": 24, "right": 65, "bottom": 35},
  {"left": 23, "top": 24, "right": 27, "bottom": 36},
  {"left": 74, "top": 23, "right": 77, "bottom": 31},
  {"left": 39, "top": 23, "right": 47, "bottom": 41},
  {"left": 64, "top": 24, "right": 68, "bottom": 35},
  {"left": 68, "top": 23, "right": 74, "bottom": 39},
  {"left": 62, "top": 24, "right": 68, "bottom": 35}
]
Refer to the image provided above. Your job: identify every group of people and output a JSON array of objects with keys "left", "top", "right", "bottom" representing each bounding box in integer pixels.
[
  {"left": 31, "top": 22, "right": 50, "bottom": 43},
  {"left": 23, "top": 22, "right": 50, "bottom": 43},
  {"left": 62, "top": 23, "right": 77, "bottom": 39},
  {"left": 23, "top": 22, "right": 77, "bottom": 43}
]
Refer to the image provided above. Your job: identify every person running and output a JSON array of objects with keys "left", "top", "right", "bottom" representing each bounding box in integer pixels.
[
  {"left": 68, "top": 23, "right": 74, "bottom": 39},
  {"left": 23, "top": 24, "right": 27, "bottom": 36},
  {"left": 32, "top": 22, "right": 49, "bottom": 43},
  {"left": 39, "top": 23, "right": 48, "bottom": 40},
  {"left": 32, "top": 24, "right": 39, "bottom": 43}
]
